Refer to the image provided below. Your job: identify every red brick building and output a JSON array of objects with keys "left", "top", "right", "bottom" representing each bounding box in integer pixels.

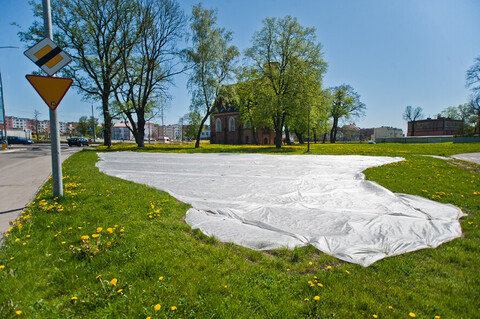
[
  {"left": 210, "top": 106, "right": 275, "bottom": 145},
  {"left": 407, "top": 117, "right": 463, "bottom": 136}
]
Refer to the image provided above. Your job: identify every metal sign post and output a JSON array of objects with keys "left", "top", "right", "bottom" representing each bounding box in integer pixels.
[{"left": 43, "top": 0, "right": 63, "bottom": 197}]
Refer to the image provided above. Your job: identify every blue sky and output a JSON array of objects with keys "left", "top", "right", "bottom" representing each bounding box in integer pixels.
[{"left": 1, "top": 0, "right": 479, "bottom": 133}]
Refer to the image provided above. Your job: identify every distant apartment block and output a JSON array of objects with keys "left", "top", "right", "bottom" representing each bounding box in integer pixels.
[
  {"left": 372, "top": 126, "right": 403, "bottom": 141},
  {"left": 4, "top": 116, "right": 74, "bottom": 134}
]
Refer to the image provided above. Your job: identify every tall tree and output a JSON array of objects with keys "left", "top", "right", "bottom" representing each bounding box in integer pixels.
[
  {"left": 403, "top": 105, "right": 423, "bottom": 136},
  {"left": 19, "top": 0, "right": 138, "bottom": 147},
  {"left": 187, "top": 4, "right": 239, "bottom": 148},
  {"left": 183, "top": 111, "right": 202, "bottom": 140},
  {"left": 328, "top": 85, "right": 365, "bottom": 143},
  {"left": 33, "top": 109, "right": 41, "bottom": 142},
  {"left": 466, "top": 56, "right": 480, "bottom": 135},
  {"left": 438, "top": 103, "right": 476, "bottom": 136},
  {"left": 244, "top": 16, "right": 327, "bottom": 148},
  {"left": 114, "top": 0, "right": 186, "bottom": 147}
]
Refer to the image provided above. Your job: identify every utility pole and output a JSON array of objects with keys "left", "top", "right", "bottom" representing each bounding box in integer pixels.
[
  {"left": 91, "top": 104, "right": 95, "bottom": 143},
  {"left": 0, "top": 47, "right": 19, "bottom": 147},
  {"left": 43, "top": 0, "right": 63, "bottom": 197}
]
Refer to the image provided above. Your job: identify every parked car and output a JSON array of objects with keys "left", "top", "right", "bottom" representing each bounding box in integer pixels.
[
  {"left": 67, "top": 137, "right": 89, "bottom": 147},
  {"left": 7, "top": 136, "right": 34, "bottom": 144}
]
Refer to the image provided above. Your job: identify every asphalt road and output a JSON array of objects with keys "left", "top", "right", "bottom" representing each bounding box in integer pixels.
[{"left": 0, "top": 144, "right": 82, "bottom": 241}]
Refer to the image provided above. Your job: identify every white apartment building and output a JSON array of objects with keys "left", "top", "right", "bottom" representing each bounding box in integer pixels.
[{"left": 371, "top": 126, "right": 403, "bottom": 141}]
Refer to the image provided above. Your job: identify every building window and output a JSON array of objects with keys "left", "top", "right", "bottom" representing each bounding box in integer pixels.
[
  {"left": 215, "top": 118, "right": 222, "bottom": 133},
  {"left": 229, "top": 117, "right": 235, "bottom": 132}
]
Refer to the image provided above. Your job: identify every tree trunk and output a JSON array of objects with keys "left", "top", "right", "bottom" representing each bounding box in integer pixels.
[
  {"left": 136, "top": 112, "right": 145, "bottom": 148},
  {"left": 195, "top": 112, "right": 210, "bottom": 148},
  {"left": 313, "top": 132, "right": 317, "bottom": 144},
  {"left": 102, "top": 92, "right": 112, "bottom": 148},
  {"left": 274, "top": 129, "right": 282, "bottom": 148},
  {"left": 322, "top": 133, "right": 327, "bottom": 144},
  {"left": 295, "top": 130, "right": 304, "bottom": 144},
  {"left": 411, "top": 121, "right": 415, "bottom": 136},
  {"left": 330, "top": 117, "right": 338, "bottom": 143},
  {"left": 285, "top": 126, "right": 292, "bottom": 145},
  {"left": 252, "top": 125, "right": 258, "bottom": 145}
]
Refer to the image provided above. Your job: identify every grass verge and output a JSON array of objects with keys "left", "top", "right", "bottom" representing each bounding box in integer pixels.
[{"left": 0, "top": 143, "right": 479, "bottom": 318}]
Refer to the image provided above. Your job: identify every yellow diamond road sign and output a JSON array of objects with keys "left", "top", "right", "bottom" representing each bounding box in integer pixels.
[{"left": 24, "top": 38, "right": 72, "bottom": 76}]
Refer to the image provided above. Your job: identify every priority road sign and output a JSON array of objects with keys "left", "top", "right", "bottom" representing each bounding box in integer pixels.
[
  {"left": 24, "top": 38, "right": 72, "bottom": 76},
  {"left": 25, "top": 75, "right": 73, "bottom": 110}
]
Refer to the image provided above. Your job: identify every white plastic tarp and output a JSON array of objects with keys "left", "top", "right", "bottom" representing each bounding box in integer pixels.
[{"left": 97, "top": 152, "right": 464, "bottom": 266}]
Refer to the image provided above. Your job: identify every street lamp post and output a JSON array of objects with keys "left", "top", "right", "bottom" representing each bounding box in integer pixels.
[{"left": 0, "top": 47, "right": 19, "bottom": 147}]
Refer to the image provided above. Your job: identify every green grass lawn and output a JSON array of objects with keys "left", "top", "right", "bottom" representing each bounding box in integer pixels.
[{"left": 1, "top": 143, "right": 479, "bottom": 318}]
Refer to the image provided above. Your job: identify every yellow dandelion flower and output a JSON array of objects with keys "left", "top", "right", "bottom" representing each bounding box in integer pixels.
[
  {"left": 81, "top": 235, "right": 89, "bottom": 240},
  {"left": 147, "top": 317, "right": 151, "bottom": 319},
  {"left": 373, "top": 315, "right": 378, "bottom": 319},
  {"left": 304, "top": 298, "right": 309, "bottom": 301},
  {"left": 61, "top": 241, "right": 66, "bottom": 244},
  {"left": 345, "top": 270, "right": 350, "bottom": 274},
  {"left": 117, "top": 289, "right": 123, "bottom": 293},
  {"left": 78, "top": 227, "right": 82, "bottom": 230},
  {"left": 435, "top": 316, "right": 440, "bottom": 319},
  {"left": 10, "top": 257, "right": 14, "bottom": 260},
  {"left": 107, "top": 228, "right": 113, "bottom": 233},
  {"left": 409, "top": 313, "right": 416, "bottom": 318},
  {"left": 171, "top": 306, "right": 177, "bottom": 311},
  {"left": 71, "top": 297, "right": 78, "bottom": 300},
  {"left": 110, "top": 278, "right": 118, "bottom": 286},
  {"left": 91, "top": 234, "right": 100, "bottom": 238},
  {"left": 0, "top": 265, "right": 5, "bottom": 269},
  {"left": 224, "top": 285, "right": 228, "bottom": 288},
  {"left": 26, "top": 235, "right": 30, "bottom": 238},
  {"left": 154, "top": 304, "right": 161, "bottom": 311},
  {"left": 107, "top": 241, "right": 112, "bottom": 245},
  {"left": 96, "top": 227, "right": 103, "bottom": 233},
  {"left": 308, "top": 262, "right": 313, "bottom": 265},
  {"left": 388, "top": 306, "right": 393, "bottom": 309},
  {"left": 317, "top": 283, "right": 323, "bottom": 287},
  {"left": 15, "top": 310, "right": 22, "bottom": 315},
  {"left": 286, "top": 268, "right": 290, "bottom": 271},
  {"left": 15, "top": 238, "right": 20, "bottom": 242},
  {"left": 158, "top": 276, "right": 164, "bottom": 281},
  {"left": 22, "top": 243, "right": 26, "bottom": 246},
  {"left": 314, "top": 296, "right": 320, "bottom": 301},
  {"left": 327, "top": 266, "right": 332, "bottom": 269},
  {"left": 96, "top": 274, "right": 102, "bottom": 279}
]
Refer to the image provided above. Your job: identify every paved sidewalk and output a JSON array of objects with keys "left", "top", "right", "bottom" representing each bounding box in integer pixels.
[
  {"left": 0, "top": 146, "right": 80, "bottom": 243},
  {"left": 452, "top": 152, "right": 480, "bottom": 164}
]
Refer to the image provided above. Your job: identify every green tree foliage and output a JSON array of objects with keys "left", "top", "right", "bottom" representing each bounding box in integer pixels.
[
  {"left": 19, "top": 0, "right": 138, "bottom": 148},
  {"left": 244, "top": 16, "right": 327, "bottom": 148},
  {"left": 183, "top": 111, "right": 202, "bottom": 140},
  {"left": 76, "top": 116, "right": 98, "bottom": 137},
  {"left": 438, "top": 103, "right": 477, "bottom": 136},
  {"left": 187, "top": 4, "right": 239, "bottom": 148},
  {"left": 328, "top": 85, "right": 365, "bottom": 143},
  {"left": 114, "top": 0, "right": 186, "bottom": 147}
]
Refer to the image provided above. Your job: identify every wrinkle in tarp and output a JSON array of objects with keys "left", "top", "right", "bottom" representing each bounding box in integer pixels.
[{"left": 97, "top": 152, "right": 464, "bottom": 267}]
